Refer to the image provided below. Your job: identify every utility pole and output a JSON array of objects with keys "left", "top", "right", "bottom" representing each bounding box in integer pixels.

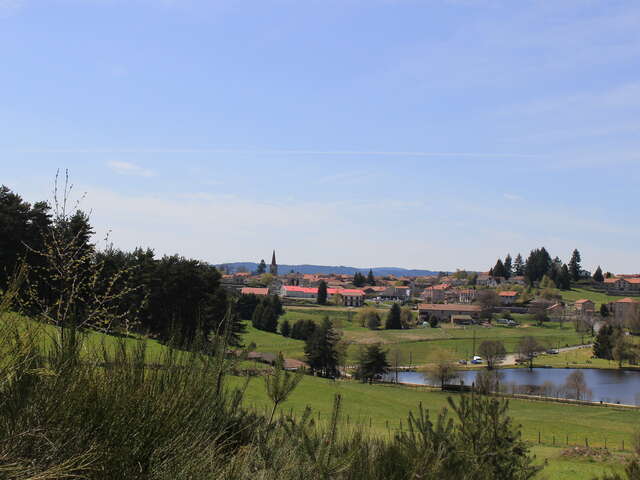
[{"left": 472, "top": 329, "right": 476, "bottom": 357}]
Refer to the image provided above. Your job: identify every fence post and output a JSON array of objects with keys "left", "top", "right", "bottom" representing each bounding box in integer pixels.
[
  {"left": 566, "top": 434, "right": 569, "bottom": 446},
  {"left": 585, "top": 438, "right": 589, "bottom": 448},
  {"left": 553, "top": 435, "right": 555, "bottom": 446},
  {"left": 538, "top": 432, "right": 541, "bottom": 444}
]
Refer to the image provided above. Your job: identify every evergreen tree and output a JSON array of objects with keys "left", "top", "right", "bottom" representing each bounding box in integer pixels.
[
  {"left": 355, "top": 344, "right": 390, "bottom": 383},
  {"left": 385, "top": 303, "right": 402, "bottom": 329},
  {"left": 304, "top": 317, "right": 341, "bottom": 378},
  {"left": 569, "top": 249, "right": 582, "bottom": 282},
  {"left": 557, "top": 264, "right": 572, "bottom": 290},
  {"left": 593, "top": 325, "right": 615, "bottom": 360},
  {"left": 513, "top": 253, "right": 524, "bottom": 276},
  {"left": 353, "top": 272, "right": 366, "bottom": 287},
  {"left": 317, "top": 280, "right": 328, "bottom": 305},
  {"left": 280, "top": 319, "right": 291, "bottom": 337},
  {"left": 593, "top": 266, "right": 604, "bottom": 283},
  {"left": 256, "top": 259, "right": 267, "bottom": 275},
  {"left": 270, "top": 295, "right": 284, "bottom": 317},
  {"left": 367, "top": 269, "right": 376, "bottom": 286},
  {"left": 251, "top": 302, "right": 264, "bottom": 330},
  {"left": 236, "top": 293, "right": 260, "bottom": 320},
  {"left": 492, "top": 259, "right": 507, "bottom": 278},
  {"left": 261, "top": 304, "right": 278, "bottom": 333},
  {"left": 548, "top": 256, "right": 562, "bottom": 284},
  {"left": 503, "top": 254, "right": 513, "bottom": 279},
  {"left": 524, "top": 247, "right": 552, "bottom": 285}
]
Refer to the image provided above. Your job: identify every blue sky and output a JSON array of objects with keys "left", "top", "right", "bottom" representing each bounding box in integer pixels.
[{"left": 1, "top": 0, "right": 639, "bottom": 272}]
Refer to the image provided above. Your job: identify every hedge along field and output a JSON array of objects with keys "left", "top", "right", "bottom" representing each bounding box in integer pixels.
[
  {"left": 236, "top": 374, "right": 634, "bottom": 480},
  {"left": 248, "top": 306, "right": 587, "bottom": 365}
]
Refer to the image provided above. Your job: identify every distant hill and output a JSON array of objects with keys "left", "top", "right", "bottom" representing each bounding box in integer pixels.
[{"left": 216, "top": 262, "right": 440, "bottom": 277}]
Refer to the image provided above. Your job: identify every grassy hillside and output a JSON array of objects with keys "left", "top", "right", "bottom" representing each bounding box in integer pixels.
[
  {"left": 3, "top": 312, "right": 633, "bottom": 479},
  {"left": 557, "top": 287, "right": 624, "bottom": 308}
]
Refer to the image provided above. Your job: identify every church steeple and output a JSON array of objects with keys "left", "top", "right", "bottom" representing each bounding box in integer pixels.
[{"left": 270, "top": 250, "right": 278, "bottom": 275}]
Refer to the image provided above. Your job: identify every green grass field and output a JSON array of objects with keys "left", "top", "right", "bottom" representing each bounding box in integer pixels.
[
  {"left": 555, "top": 287, "right": 623, "bottom": 309},
  {"left": 237, "top": 373, "right": 635, "bottom": 479},
  {"left": 3, "top": 312, "right": 634, "bottom": 479},
  {"left": 246, "top": 306, "right": 589, "bottom": 366}
]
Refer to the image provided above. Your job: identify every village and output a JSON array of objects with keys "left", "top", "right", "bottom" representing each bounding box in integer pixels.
[{"left": 221, "top": 251, "right": 640, "bottom": 332}]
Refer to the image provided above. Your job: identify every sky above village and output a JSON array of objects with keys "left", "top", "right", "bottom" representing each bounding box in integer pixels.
[{"left": 2, "top": 0, "right": 639, "bottom": 273}]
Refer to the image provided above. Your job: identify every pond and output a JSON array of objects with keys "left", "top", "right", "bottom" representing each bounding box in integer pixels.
[{"left": 387, "top": 368, "right": 640, "bottom": 405}]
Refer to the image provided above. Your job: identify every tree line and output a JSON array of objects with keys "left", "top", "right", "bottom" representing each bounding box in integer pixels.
[
  {"left": 489, "top": 248, "right": 605, "bottom": 289},
  {"left": 0, "top": 183, "right": 243, "bottom": 346}
]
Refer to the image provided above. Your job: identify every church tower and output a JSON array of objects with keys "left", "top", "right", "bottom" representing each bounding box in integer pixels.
[{"left": 270, "top": 250, "right": 278, "bottom": 276}]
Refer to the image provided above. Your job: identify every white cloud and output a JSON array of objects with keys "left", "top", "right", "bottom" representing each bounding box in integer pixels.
[
  {"left": 503, "top": 193, "right": 522, "bottom": 201},
  {"left": 106, "top": 161, "right": 155, "bottom": 177}
]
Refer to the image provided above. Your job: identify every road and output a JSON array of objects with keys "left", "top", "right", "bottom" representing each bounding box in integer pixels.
[{"left": 501, "top": 344, "right": 593, "bottom": 366}]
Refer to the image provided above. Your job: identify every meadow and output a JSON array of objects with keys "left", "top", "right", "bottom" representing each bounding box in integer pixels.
[
  {"left": 245, "top": 306, "right": 589, "bottom": 366},
  {"left": 2, "top": 312, "right": 634, "bottom": 479},
  {"left": 238, "top": 372, "right": 635, "bottom": 480}
]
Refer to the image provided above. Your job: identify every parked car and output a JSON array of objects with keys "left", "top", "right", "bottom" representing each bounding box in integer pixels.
[
  {"left": 471, "top": 359, "right": 482, "bottom": 365},
  {"left": 458, "top": 359, "right": 468, "bottom": 365},
  {"left": 546, "top": 349, "right": 559, "bottom": 354}
]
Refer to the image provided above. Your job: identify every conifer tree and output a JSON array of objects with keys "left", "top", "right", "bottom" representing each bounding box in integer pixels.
[
  {"left": 251, "top": 302, "right": 264, "bottom": 330},
  {"left": 569, "top": 249, "right": 582, "bottom": 281},
  {"left": 503, "top": 254, "right": 512, "bottom": 279},
  {"left": 256, "top": 259, "right": 267, "bottom": 275},
  {"left": 317, "top": 280, "right": 328, "bottom": 305},
  {"left": 385, "top": 303, "right": 402, "bottom": 329},
  {"left": 367, "top": 269, "right": 376, "bottom": 286},
  {"left": 304, "top": 317, "right": 340, "bottom": 378},
  {"left": 593, "top": 266, "right": 604, "bottom": 283},
  {"left": 558, "top": 264, "right": 571, "bottom": 290},
  {"left": 513, "top": 253, "right": 524, "bottom": 276},
  {"left": 493, "top": 259, "right": 507, "bottom": 278},
  {"left": 593, "top": 325, "right": 615, "bottom": 360},
  {"left": 280, "top": 319, "right": 291, "bottom": 337},
  {"left": 355, "top": 344, "right": 390, "bottom": 383}
]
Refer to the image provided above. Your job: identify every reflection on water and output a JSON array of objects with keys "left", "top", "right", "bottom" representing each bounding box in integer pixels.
[{"left": 387, "top": 368, "right": 640, "bottom": 405}]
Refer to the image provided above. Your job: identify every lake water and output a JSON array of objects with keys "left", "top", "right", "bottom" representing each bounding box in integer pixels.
[{"left": 387, "top": 368, "right": 640, "bottom": 405}]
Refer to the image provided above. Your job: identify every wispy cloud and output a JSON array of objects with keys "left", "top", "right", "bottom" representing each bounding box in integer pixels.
[
  {"left": 503, "top": 193, "right": 522, "bottom": 201},
  {"left": 17, "top": 147, "right": 541, "bottom": 159},
  {"left": 106, "top": 161, "right": 155, "bottom": 177}
]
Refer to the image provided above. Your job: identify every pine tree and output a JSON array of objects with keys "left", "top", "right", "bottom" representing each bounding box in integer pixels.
[
  {"left": 317, "top": 280, "right": 328, "bottom": 305},
  {"left": 593, "top": 325, "right": 615, "bottom": 360},
  {"left": 593, "top": 266, "right": 604, "bottom": 283},
  {"left": 569, "top": 249, "right": 582, "bottom": 282},
  {"left": 493, "top": 259, "right": 507, "bottom": 278},
  {"left": 367, "top": 269, "right": 376, "bottom": 286},
  {"left": 513, "top": 253, "right": 524, "bottom": 276},
  {"left": 385, "top": 303, "right": 402, "bottom": 329},
  {"left": 251, "top": 299, "right": 264, "bottom": 330},
  {"left": 261, "top": 304, "right": 278, "bottom": 333},
  {"left": 355, "top": 344, "right": 390, "bottom": 383},
  {"left": 600, "top": 303, "right": 609, "bottom": 317},
  {"left": 558, "top": 264, "right": 572, "bottom": 290},
  {"left": 353, "top": 272, "right": 366, "bottom": 287},
  {"left": 304, "top": 317, "right": 341, "bottom": 378},
  {"left": 256, "top": 259, "right": 267, "bottom": 275},
  {"left": 280, "top": 319, "right": 291, "bottom": 337},
  {"left": 503, "top": 254, "right": 512, "bottom": 279}
]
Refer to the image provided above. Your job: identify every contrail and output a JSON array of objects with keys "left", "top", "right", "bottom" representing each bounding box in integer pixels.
[{"left": 11, "top": 147, "right": 543, "bottom": 158}]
